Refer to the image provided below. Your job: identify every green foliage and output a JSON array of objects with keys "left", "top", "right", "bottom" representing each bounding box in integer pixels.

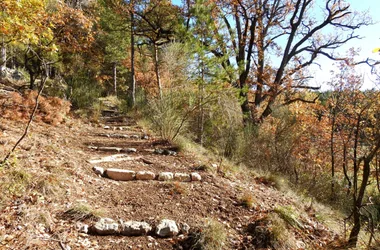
[
  {"left": 1, "top": 169, "right": 31, "bottom": 197},
  {"left": 274, "top": 206, "right": 303, "bottom": 229},
  {"left": 238, "top": 106, "right": 299, "bottom": 175},
  {"left": 268, "top": 213, "right": 297, "bottom": 249},
  {"left": 67, "top": 74, "right": 103, "bottom": 110},
  {"left": 199, "top": 88, "right": 243, "bottom": 158},
  {"left": 146, "top": 88, "right": 196, "bottom": 141}
]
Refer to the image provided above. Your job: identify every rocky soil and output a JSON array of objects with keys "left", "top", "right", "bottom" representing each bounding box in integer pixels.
[{"left": 0, "top": 106, "right": 342, "bottom": 249}]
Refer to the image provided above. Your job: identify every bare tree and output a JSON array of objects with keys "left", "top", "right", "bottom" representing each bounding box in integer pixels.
[{"left": 194, "top": 0, "right": 371, "bottom": 122}]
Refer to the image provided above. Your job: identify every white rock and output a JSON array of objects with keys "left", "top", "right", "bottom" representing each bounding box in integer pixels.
[
  {"left": 120, "top": 221, "right": 152, "bottom": 236},
  {"left": 181, "top": 223, "right": 190, "bottom": 234},
  {"left": 88, "top": 154, "right": 138, "bottom": 164},
  {"left": 79, "top": 224, "right": 89, "bottom": 234},
  {"left": 174, "top": 173, "right": 191, "bottom": 182},
  {"left": 121, "top": 148, "right": 137, "bottom": 153},
  {"left": 92, "top": 218, "right": 119, "bottom": 235},
  {"left": 92, "top": 166, "right": 105, "bottom": 176},
  {"left": 97, "top": 147, "right": 122, "bottom": 152},
  {"left": 106, "top": 169, "right": 135, "bottom": 181},
  {"left": 136, "top": 171, "right": 156, "bottom": 180},
  {"left": 158, "top": 172, "right": 174, "bottom": 181},
  {"left": 104, "top": 126, "right": 111, "bottom": 129},
  {"left": 155, "top": 219, "right": 179, "bottom": 237},
  {"left": 190, "top": 172, "right": 202, "bottom": 181}
]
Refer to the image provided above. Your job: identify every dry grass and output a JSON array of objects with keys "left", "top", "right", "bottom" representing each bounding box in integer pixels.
[
  {"left": 0, "top": 90, "right": 71, "bottom": 125},
  {"left": 61, "top": 203, "right": 105, "bottom": 222},
  {"left": 193, "top": 219, "right": 228, "bottom": 250},
  {"left": 239, "top": 191, "right": 255, "bottom": 209}
]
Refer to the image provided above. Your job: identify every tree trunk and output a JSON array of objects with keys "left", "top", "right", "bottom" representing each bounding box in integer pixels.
[
  {"left": 29, "top": 73, "right": 36, "bottom": 90},
  {"left": 197, "top": 61, "right": 205, "bottom": 146},
  {"left": 330, "top": 115, "right": 336, "bottom": 199},
  {"left": 113, "top": 62, "right": 117, "bottom": 96},
  {"left": 153, "top": 43, "right": 162, "bottom": 99},
  {"left": 348, "top": 159, "right": 371, "bottom": 246},
  {"left": 0, "top": 36, "right": 6, "bottom": 77},
  {"left": 130, "top": 1, "right": 136, "bottom": 106}
]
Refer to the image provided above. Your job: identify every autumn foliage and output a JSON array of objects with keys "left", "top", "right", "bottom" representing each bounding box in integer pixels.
[{"left": 0, "top": 91, "right": 71, "bottom": 125}]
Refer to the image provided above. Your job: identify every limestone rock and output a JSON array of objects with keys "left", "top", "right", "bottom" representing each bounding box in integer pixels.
[
  {"left": 154, "top": 148, "right": 177, "bottom": 156},
  {"left": 180, "top": 223, "right": 190, "bottom": 234},
  {"left": 158, "top": 172, "right": 174, "bottom": 181},
  {"left": 190, "top": 172, "right": 202, "bottom": 181},
  {"left": 88, "top": 154, "right": 138, "bottom": 164},
  {"left": 106, "top": 169, "right": 135, "bottom": 181},
  {"left": 92, "top": 166, "right": 105, "bottom": 176},
  {"left": 174, "top": 173, "right": 191, "bottom": 182},
  {"left": 97, "top": 147, "right": 122, "bottom": 153},
  {"left": 155, "top": 219, "right": 179, "bottom": 237},
  {"left": 120, "top": 221, "right": 152, "bottom": 236},
  {"left": 92, "top": 218, "right": 119, "bottom": 235},
  {"left": 136, "top": 171, "right": 156, "bottom": 180},
  {"left": 121, "top": 148, "right": 137, "bottom": 153}
]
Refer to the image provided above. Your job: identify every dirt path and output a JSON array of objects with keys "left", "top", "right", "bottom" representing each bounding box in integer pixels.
[{"left": 0, "top": 113, "right": 339, "bottom": 249}]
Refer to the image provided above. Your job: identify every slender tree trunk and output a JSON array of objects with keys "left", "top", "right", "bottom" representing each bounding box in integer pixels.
[
  {"left": 343, "top": 143, "right": 352, "bottom": 194},
  {"left": 130, "top": 1, "right": 136, "bottom": 106},
  {"left": 153, "top": 43, "right": 162, "bottom": 99},
  {"left": 330, "top": 115, "right": 336, "bottom": 199},
  {"left": 113, "top": 62, "right": 117, "bottom": 96},
  {"left": 29, "top": 73, "right": 35, "bottom": 90},
  {"left": 0, "top": 36, "right": 6, "bottom": 77},
  {"left": 197, "top": 61, "right": 205, "bottom": 146},
  {"left": 349, "top": 159, "right": 371, "bottom": 246}
]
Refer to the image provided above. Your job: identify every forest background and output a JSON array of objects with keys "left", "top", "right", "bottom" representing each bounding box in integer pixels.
[{"left": 2, "top": 0, "right": 380, "bottom": 247}]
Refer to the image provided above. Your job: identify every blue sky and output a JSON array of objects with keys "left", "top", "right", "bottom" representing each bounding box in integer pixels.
[
  {"left": 313, "top": 0, "right": 380, "bottom": 89},
  {"left": 172, "top": 0, "right": 380, "bottom": 89}
]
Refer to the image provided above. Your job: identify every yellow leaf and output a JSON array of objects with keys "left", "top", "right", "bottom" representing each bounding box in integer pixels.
[{"left": 372, "top": 48, "right": 380, "bottom": 53}]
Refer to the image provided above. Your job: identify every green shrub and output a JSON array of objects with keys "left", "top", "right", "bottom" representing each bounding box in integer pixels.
[
  {"left": 238, "top": 106, "right": 299, "bottom": 178},
  {"left": 146, "top": 88, "right": 197, "bottom": 141},
  {"left": 66, "top": 74, "right": 103, "bottom": 110}
]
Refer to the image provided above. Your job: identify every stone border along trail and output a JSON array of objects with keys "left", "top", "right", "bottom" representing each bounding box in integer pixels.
[
  {"left": 92, "top": 166, "right": 202, "bottom": 182},
  {"left": 83, "top": 115, "right": 202, "bottom": 239}
]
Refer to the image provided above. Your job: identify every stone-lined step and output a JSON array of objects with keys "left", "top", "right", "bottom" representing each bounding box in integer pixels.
[
  {"left": 86, "top": 218, "right": 186, "bottom": 238},
  {"left": 88, "top": 146, "right": 137, "bottom": 153},
  {"left": 92, "top": 166, "right": 202, "bottom": 182},
  {"left": 96, "top": 133, "right": 149, "bottom": 140},
  {"left": 87, "top": 154, "right": 140, "bottom": 164}
]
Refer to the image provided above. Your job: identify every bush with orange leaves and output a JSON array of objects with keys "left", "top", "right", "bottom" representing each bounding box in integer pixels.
[{"left": 0, "top": 90, "right": 71, "bottom": 125}]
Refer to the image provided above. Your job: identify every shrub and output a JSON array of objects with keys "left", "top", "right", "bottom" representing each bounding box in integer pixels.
[
  {"left": 193, "top": 219, "right": 228, "bottom": 250},
  {"left": 239, "top": 191, "right": 255, "bottom": 209},
  {"left": 0, "top": 168, "right": 31, "bottom": 198},
  {"left": 0, "top": 90, "right": 71, "bottom": 125},
  {"left": 146, "top": 88, "right": 197, "bottom": 141},
  {"left": 66, "top": 74, "right": 103, "bottom": 110},
  {"left": 238, "top": 106, "right": 299, "bottom": 179},
  {"left": 61, "top": 203, "right": 105, "bottom": 221}
]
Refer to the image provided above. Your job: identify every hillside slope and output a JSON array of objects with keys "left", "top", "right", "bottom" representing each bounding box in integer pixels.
[{"left": 0, "top": 93, "right": 342, "bottom": 249}]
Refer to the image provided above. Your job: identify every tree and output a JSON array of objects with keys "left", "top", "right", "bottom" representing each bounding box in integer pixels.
[
  {"left": 0, "top": 0, "right": 54, "bottom": 77},
  {"left": 325, "top": 58, "right": 380, "bottom": 247},
  {"left": 135, "top": 0, "right": 181, "bottom": 98},
  {"left": 97, "top": 0, "right": 130, "bottom": 96},
  {"left": 190, "top": 0, "right": 371, "bottom": 123}
]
